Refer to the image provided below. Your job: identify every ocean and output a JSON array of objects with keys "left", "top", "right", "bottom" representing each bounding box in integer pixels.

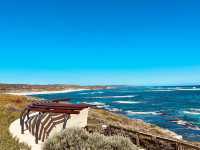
[{"left": 33, "top": 86, "right": 200, "bottom": 141}]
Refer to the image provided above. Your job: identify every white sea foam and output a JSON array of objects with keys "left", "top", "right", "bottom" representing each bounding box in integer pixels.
[
  {"left": 191, "top": 108, "right": 200, "bottom": 111},
  {"left": 183, "top": 111, "right": 200, "bottom": 115},
  {"left": 114, "top": 101, "right": 141, "bottom": 104},
  {"left": 110, "top": 95, "right": 137, "bottom": 98},
  {"left": 82, "top": 101, "right": 105, "bottom": 106},
  {"left": 150, "top": 89, "right": 175, "bottom": 92},
  {"left": 97, "top": 105, "right": 110, "bottom": 109},
  {"left": 150, "top": 87, "right": 181, "bottom": 92},
  {"left": 177, "top": 88, "right": 200, "bottom": 91},
  {"left": 150, "top": 87, "right": 200, "bottom": 92},
  {"left": 108, "top": 108, "right": 122, "bottom": 112},
  {"left": 183, "top": 108, "right": 200, "bottom": 115},
  {"left": 188, "top": 126, "right": 200, "bottom": 131},
  {"left": 82, "top": 101, "right": 110, "bottom": 109},
  {"left": 171, "top": 120, "right": 188, "bottom": 125},
  {"left": 125, "top": 111, "right": 161, "bottom": 115},
  {"left": 89, "top": 91, "right": 104, "bottom": 94},
  {"left": 171, "top": 119, "right": 200, "bottom": 131},
  {"left": 80, "top": 91, "right": 104, "bottom": 95},
  {"left": 88, "top": 95, "right": 137, "bottom": 99}
]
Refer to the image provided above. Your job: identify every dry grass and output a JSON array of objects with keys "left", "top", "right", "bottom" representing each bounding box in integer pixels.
[
  {"left": 0, "top": 94, "right": 34, "bottom": 150},
  {"left": 88, "top": 108, "right": 180, "bottom": 139}
]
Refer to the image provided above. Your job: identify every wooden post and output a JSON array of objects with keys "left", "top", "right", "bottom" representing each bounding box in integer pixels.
[
  {"left": 151, "top": 135, "right": 160, "bottom": 149},
  {"left": 31, "top": 113, "right": 38, "bottom": 135},
  {"left": 35, "top": 113, "right": 44, "bottom": 144},
  {"left": 136, "top": 133, "right": 140, "bottom": 146},
  {"left": 20, "top": 108, "right": 28, "bottom": 134},
  {"left": 63, "top": 114, "right": 69, "bottom": 129},
  {"left": 176, "top": 142, "right": 182, "bottom": 150}
]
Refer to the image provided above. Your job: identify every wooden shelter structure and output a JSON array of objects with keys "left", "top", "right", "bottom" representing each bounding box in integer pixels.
[{"left": 20, "top": 100, "right": 91, "bottom": 144}]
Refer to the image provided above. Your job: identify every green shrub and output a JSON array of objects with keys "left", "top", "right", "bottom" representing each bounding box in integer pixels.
[{"left": 43, "top": 128, "right": 139, "bottom": 150}]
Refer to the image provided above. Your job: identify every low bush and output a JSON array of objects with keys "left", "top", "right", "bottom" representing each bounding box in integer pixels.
[{"left": 43, "top": 128, "right": 139, "bottom": 150}]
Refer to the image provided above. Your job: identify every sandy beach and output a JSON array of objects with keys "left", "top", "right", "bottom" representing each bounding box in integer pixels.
[{"left": 6, "top": 88, "right": 88, "bottom": 96}]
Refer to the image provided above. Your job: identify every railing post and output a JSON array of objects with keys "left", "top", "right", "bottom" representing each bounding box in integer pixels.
[
  {"left": 136, "top": 133, "right": 140, "bottom": 146},
  {"left": 35, "top": 113, "right": 44, "bottom": 144},
  {"left": 151, "top": 135, "right": 160, "bottom": 149},
  {"left": 63, "top": 114, "right": 70, "bottom": 129},
  {"left": 20, "top": 108, "right": 27, "bottom": 134},
  {"left": 176, "top": 141, "right": 182, "bottom": 150}
]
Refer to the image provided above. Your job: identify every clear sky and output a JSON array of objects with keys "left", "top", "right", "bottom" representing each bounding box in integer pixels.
[{"left": 0, "top": 0, "right": 200, "bottom": 85}]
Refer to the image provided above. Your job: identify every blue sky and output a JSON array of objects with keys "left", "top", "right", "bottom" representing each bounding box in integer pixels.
[{"left": 0, "top": 0, "right": 200, "bottom": 85}]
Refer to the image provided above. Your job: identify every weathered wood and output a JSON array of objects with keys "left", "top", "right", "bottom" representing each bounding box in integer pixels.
[
  {"left": 28, "top": 117, "right": 32, "bottom": 132},
  {"left": 27, "top": 108, "right": 80, "bottom": 114},
  {"left": 107, "top": 125, "right": 200, "bottom": 150},
  {"left": 38, "top": 114, "right": 49, "bottom": 140},
  {"left": 46, "top": 119, "right": 65, "bottom": 138},
  {"left": 20, "top": 108, "right": 28, "bottom": 134},
  {"left": 135, "top": 133, "right": 140, "bottom": 146},
  {"left": 151, "top": 135, "right": 160, "bottom": 149},
  {"left": 35, "top": 113, "right": 44, "bottom": 144},
  {"left": 20, "top": 101, "right": 91, "bottom": 144},
  {"left": 25, "top": 115, "right": 35, "bottom": 129},
  {"left": 63, "top": 114, "right": 70, "bottom": 129},
  {"left": 31, "top": 114, "right": 38, "bottom": 135},
  {"left": 30, "top": 102, "right": 91, "bottom": 109}
]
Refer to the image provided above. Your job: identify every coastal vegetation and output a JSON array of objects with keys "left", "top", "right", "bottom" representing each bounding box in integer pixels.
[
  {"left": 0, "top": 94, "right": 32, "bottom": 150},
  {"left": 43, "top": 128, "right": 139, "bottom": 150}
]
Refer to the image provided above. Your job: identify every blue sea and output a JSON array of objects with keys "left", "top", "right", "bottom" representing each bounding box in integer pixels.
[{"left": 33, "top": 86, "right": 200, "bottom": 141}]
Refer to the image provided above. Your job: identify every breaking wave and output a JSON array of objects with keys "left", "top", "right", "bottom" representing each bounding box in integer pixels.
[
  {"left": 82, "top": 101, "right": 110, "bottom": 109},
  {"left": 177, "top": 87, "right": 200, "bottom": 91},
  {"left": 114, "top": 100, "right": 141, "bottom": 104},
  {"left": 149, "top": 87, "right": 200, "bottom": 92},
  {"left": 170, "top": 119, "right": 200, "bottom": 131},
  {"left": 82, "top": 101, "right": 105, "bottom": 106},
  {"left": 125, "top": 111, "right": 161, "bottom": 115},
  {"left": 107, "top": 108, "right": 122, "bottom": 112},
  {"left": 80, "top": 91, "right": 104, "bottom": 95},
  {"left": 150, "top": 89, "right": 176, "bottom": 92},
  {"left": 85, "top": 95, "right": 137, "bottom": 99},
  {"left": 183, "top": 109, "right": 200, "bottom": 115}
]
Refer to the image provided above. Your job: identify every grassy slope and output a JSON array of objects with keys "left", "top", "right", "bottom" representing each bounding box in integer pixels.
[
  {"left": 0, "top": 94, "right": 34, "bottom": 150},
  {"left": 88, "top": 108, "right": 181, "bottom": 139},
  {"left": 88, "top": 109, "right": 200, "bottom": 146}
]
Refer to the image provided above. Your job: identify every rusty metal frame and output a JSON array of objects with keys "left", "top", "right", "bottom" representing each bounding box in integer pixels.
[{"left": 20, "top": 101, "right": 91, "bottom": 144}]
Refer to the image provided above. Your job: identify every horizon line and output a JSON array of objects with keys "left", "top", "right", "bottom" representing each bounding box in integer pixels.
[{"left": 0, "top": 82, "right": 199, "bottom": 87}]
